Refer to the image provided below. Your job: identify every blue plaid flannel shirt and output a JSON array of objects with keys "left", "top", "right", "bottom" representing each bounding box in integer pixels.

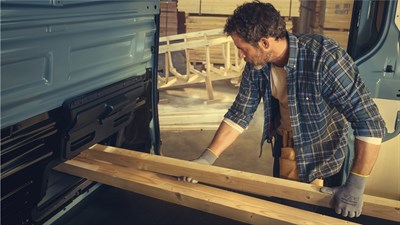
[{"left": 224, "top": 33, "right": 386, "bottom": 182}]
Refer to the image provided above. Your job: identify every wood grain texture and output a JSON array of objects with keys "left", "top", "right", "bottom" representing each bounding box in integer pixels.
[
  {"left": 55, "top": 151, "right": 359, "bottom": 225},
  {"left": 177, "top": 0, "right": 300, "bottom": 17},
  {"left": 78, "top": 144, "right": 400, "bottom": 222}
]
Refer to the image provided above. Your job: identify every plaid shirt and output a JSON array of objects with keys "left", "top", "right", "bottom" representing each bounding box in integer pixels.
[{"left": 225, "top": 33, "right": 385, "bottom": 182}]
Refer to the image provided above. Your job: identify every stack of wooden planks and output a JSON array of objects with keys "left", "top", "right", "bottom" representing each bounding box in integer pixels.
[
  {"left": 160, "top": 0, "right": 178, "bottom": 37},
  {"left": 299, "top": 0, "right": 352, "bottom": 49},
  {"left": 56, "top": 144, "right": 400, "bottom": 224},
  {"left": 318, "top": 0, "right": 353, "bottom": 49},
  {"left": 184, "top": 16, "right": 293, "bottom": 65},
  {"left": 177, "top": 0, "right": 300, "bottom": 17},
  {"left": 180, "top": 1, "right": 296, "bottom": 64},
  {"left": 185, "top": 15, "right": 294, "bottom": 34},
  {"left": 184, "top": 15, "right": 237, "bottom": 65},
  {"left": 319, "top": 0, "right": 353, "bottom": 30}
]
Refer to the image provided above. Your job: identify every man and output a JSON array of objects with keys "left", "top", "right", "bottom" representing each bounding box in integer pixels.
[{"left": 182, "top": 1, "right": 386, "bottom": 218}]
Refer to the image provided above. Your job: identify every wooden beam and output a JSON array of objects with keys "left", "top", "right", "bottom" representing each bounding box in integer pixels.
[
  {"left": 55, "top": 154, "right": 358, "bottom": 225},
  {"left": 159, "top": 28, "right": 224, "bottom": 42},
  {"left": 158, "top": 70, "right": 241, "bottom": 90},
  {"left": 159, "top": 36, "right": 231, "bottom": 54},
  {"left": 80, "top": 144, "right": 400, "bottom": 222}
]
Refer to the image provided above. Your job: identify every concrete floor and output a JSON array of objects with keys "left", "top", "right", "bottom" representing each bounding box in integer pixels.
[{"left": 157, "top": 51, "right": 273, "bottom": 176}]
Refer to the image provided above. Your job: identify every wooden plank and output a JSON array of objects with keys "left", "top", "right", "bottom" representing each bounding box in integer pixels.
[
  {"left": 159, "top": 28, "right": 224, "bottom": 42},
  {"left": 55, "top": 153, "right": 358, "bottom": 225},
  {"left": 80, "top": 144, "right": 400, "bottom": 222},
  {"left": 159, "top": 36, "right": 231, "bottom": 54},
  {"left": 158, "top": 70, "right": 242, "bottom": 90}
]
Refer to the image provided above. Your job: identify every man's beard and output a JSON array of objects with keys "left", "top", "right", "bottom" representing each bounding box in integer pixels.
[{"left": 245, "top": 51, "right": 270, "bottom": 70}]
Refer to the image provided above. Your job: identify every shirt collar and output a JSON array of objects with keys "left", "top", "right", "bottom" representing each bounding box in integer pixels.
[{"left": 286, "top": 33, "right": 299, "bottom": 70}]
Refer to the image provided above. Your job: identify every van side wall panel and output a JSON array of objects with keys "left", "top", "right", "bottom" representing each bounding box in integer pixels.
[{"left": 1, "top": 1, "right": 159, "bottom": 128}]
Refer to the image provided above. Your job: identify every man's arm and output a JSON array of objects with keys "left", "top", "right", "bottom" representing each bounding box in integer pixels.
[
  {"left": 179, "top": 120, "right": 242, "bottom": 183},
  {"left": 321, "top": 138, "right": 381, "bottom": 218},
  {"left": 352, "top": 138, "right": 381, "bottom": 176},
  {"left": 207, "top": 120, "right": 242, "bottom": 156}
]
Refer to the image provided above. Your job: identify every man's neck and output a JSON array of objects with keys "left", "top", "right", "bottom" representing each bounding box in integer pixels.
[{"left": 272, "top": 38, "right": 289, "bottom": 67}]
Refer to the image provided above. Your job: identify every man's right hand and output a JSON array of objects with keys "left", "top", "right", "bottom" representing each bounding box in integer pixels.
[{"left": 178, "top": 148, "right": 218, "bottom": 183}]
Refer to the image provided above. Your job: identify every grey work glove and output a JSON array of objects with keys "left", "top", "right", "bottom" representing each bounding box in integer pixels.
[
  {"left": 178, "top": 148, "right": 218, "bottom": 183},
  {"left": 320, "top": 173, "right": 367, "bottom": 218}
]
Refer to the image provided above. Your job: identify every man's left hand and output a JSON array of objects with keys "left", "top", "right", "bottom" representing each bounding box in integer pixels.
[{"left": 320, "top": 173, "right": 367, "bottom": 218}]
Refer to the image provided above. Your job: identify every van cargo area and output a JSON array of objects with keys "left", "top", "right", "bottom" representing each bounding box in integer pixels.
[{"left": 1, "top": 0, "right": 399, "bottom": 225}]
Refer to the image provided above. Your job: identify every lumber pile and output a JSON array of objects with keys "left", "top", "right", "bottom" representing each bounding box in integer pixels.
[
  {"left": 177, "top": 0, "right": 300, "bottom": 17},
  {"left": 181, "top": 0, "right": 296, "bottom": 64},
  {"left": 184, "top": 15, "right": 235, "bottom": 64},
  {"left": 184, "top": 15, "right": 293, "bottom": 65},
  {"left": 55, "top": 145, "right": 399, "bottom": 224},
  {"left": 184, "top": 15, "right": 237, "bottom": 64},
  {"left": 299, "top": 0, "right": 353, "bottom": 49},
  {"left": 160, "top": 1, "right": 178, "bottom": 37},
  {"left": 319, "top": 0, "right": 353, "bottom": 30},
  {"left": 185, "top": 15, "right": 294, "bottom": 34}
]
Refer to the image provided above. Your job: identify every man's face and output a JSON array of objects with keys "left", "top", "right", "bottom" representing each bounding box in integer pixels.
[{"left": 231, "top": 33, "right": 271, "bottom": 69}]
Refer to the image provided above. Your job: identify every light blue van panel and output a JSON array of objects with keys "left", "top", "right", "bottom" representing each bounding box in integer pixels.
[{"left": 1, "top": 0, "right": 159, "bottom": 128}]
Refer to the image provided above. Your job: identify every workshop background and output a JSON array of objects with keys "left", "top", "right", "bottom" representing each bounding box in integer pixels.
[
  {"left": 53, "top": 0, "right": 399, "bottom": 224},
  {"left": 157, "top": 0, "right": 348, "bottom": 161}
]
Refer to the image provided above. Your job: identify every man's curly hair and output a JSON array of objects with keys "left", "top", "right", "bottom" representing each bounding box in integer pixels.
[{"left": 224, "top": 1, "right": 287, "bottom": 46}]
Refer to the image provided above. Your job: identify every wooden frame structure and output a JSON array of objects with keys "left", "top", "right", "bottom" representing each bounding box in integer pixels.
[
  {"left": 56, "top": 145, "right": 400, "bottom": 224},
  {"left": 158, "top": 29, "right": 245, "bottom": 102}
]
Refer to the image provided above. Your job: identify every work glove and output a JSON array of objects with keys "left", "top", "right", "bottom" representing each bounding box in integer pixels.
[
  {"left": 320, "top": 173, "right": 367, "bottom": 218},
  {"left": 178, "top": 148, "right": 218, "bottom": 183}
]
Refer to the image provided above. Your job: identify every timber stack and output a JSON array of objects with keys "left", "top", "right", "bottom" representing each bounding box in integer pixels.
[
  {"left": 300, "top": 0, "right": 353, "bottom": 49},
  {"left": 177, "top": 0, "right": 299, "bottom": 64},
  {"left": 160, "top": 0, "right": 178, "bottom": 37}
]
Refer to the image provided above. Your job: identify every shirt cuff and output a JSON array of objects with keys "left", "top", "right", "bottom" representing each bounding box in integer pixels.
[
  {"left": 355, "top": 136, "right": 382, "bottom": 145},
  {"left": 223, "top": 118, "right": 245, "bottom": 134}
]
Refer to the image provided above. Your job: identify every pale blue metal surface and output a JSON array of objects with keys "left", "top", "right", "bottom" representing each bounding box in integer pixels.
[
  {"left": 1, "top": 0, "right": 159, "bottom": 128},
  {"left": 353, "top": 0, "right": 400, "bottom": 142},
  {"left": 355, "top": 0, "right": 399, "bottom": 100}
]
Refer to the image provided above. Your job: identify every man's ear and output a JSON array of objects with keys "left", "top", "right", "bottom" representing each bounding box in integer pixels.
[{"left": 259, "top": 37, "right": 269, "bottom": 50}]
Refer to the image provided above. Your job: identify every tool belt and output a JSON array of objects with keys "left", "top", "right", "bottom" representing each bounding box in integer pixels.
[
  {"left": 278, "top": 130, "right": 324, "bottom": 186},
  {"left": 279, "top": 130, "right": 299, "bottom": 181}
]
